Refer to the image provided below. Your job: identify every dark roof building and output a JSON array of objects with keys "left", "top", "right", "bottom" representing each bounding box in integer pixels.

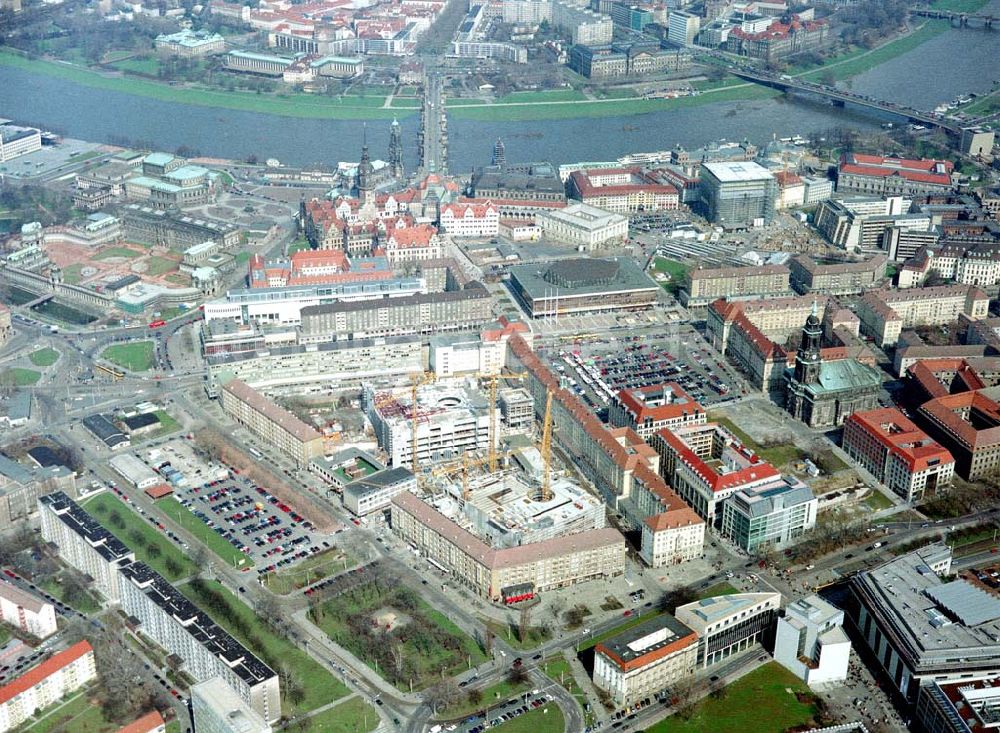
[{"left": 508, "top": 257, "right": 659, "bottom": 318}]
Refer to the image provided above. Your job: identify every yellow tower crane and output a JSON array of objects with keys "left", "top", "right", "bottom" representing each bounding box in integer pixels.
[
  {"left": 539, "top": 388, "right": 554, "bottom": 502},
  {"left": 479, "top": 372, "right": 526, "bottom": 473}
]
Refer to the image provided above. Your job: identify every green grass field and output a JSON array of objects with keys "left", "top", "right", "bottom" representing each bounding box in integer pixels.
[
  {"left": 0, "top": 626, "right": 10, "bottom": 646},
  {"left": 299, "top": 697, "right": 379, "bottom": 732},
  {"left": 39, "top": 575, "right": 101, "bottom": 614},
  {"left": 157, "top": 497, "right": 253, "bottom": 569},
  {"left": 84, "top": 493, "right": 197, "bottom": 581},
  {"left": 646, "top": 663, "right": 817, "bottom": 733},
  {"left": 264, "top": 547, "right": 352, "bottom": 595},
  {"left": 651, "top": 257, "right": 689, "bottom": 295},
  {"left": 310, "top": 582, "right": 488, "bottom": 690},
  {"left": 16, "top": 689, "right": 113, "bottom": 733},
  {"left": 101, "top": 341, "right": 155, "bottom": 371},
  {"left": 707, "top": 413, "right": 804, "bottom": 468},
  {"left": 1, "top": 368, "right": 41, "bottom": 386},
  {"left": 500, "top": 89, "right": 588, "bottom": 103},
  {"left": 145, "top": 255, "right": 179, "bottom": 276},
  {"left": 541, "top": 657, "right": 590, "bottom": 719},
  {"left": 482, "top": 618, "right": 552, "bottom": 650},
  {"left": 110, "top": 57, "right": 160, "bottom": 75},
  {"left": 180, "top": 579, "right": 350, "bottom": 714},
  {"left": 697, "top": 582, "right": 738, "bottom": 600},
  {"left": 442, "top": 678, "right": 532, "bottom": 718},
  {"left": 864, "top": 490, "right": 894, "bottom": 511},
  {"left": 93, "top": 246, "right": 142, "bottom": 260},
  {"left": 930, "top": 0, "right": 991, "bottom": 11},
  {"left": 61, "top": 263, "right": 86, "bottom": 285},
  {"left": 28, "top": 347, "right": 59, "bottom": 367},
  {"left": 491, "top": 703, "right": 564, "bottom": 732}
]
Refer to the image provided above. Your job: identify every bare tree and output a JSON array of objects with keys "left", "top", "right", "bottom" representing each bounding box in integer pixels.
[
  {"left": 518, "top": 604, "right": 532, "bottom": 644},
  {"left": 423, "top": 679, "right": 461, "bottom": 715}
]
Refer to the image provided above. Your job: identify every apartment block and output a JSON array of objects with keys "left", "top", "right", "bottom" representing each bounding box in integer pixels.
[
  {"left": 788, "top": 254, "right": 887, "bottom": 296},
  {"left": 0, "top": 642, "right": 97, "bottom": 732},
  {"left": 593, "top": 614, "right": 698, "bottom": 706},
  {"left": 219, "top": 379, "right": 325, "bottom": 466},
  {"left": 119, "top": 562, "right": 280, "bottom": 723},
  {"left": 191, "top": 676, "right": 273, "bottom": 733},
  {"left": 38, "top": 491, "right": 135, "bottom": 602},
  {"left": 681, "top": 264, "right": 792, "bottom": 308},
  {"left": 897, "top": 241, "right": 1000, "bottom": 290},
  {"left": 857, "top": 285, "right": 990, "bottom": 348},
  {"left": 608, "top": 383, "right": 706, "bottom": 439},
  {"left": 842, "top": 408, "right": 954, "bottom": 502},
  {"left": 0, "top": 583, "right": 58, "bottom": 639}
]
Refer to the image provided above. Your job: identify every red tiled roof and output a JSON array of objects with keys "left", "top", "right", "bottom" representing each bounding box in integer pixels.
[
  {"left": 655, "top": 427, "right": 780, "bottom": 494},
  {"left": 596, "top": 625, "right": 698, "bottom": 672},
  {"left": 616, "top": 383, "right": 704, "bottom": 425},
  {"left": 0, "top": 641, "right": 93, "bottom": 706},
  {"left": 845, "top": 408, "right": 954, "bottom": 472},
  {"left": 116, "top": 711, "right": 165, "bottom": 733},
  {"left": 919, "top": 390, "right": 1000, "bottom": 450},
  {"left": 839, "top": 153, "right": 953, "bottom": 186}
]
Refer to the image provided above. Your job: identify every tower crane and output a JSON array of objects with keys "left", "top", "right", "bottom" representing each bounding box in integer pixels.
[
  {"left": 478, "top": 372, "right": 526, "bottom": 473},
  {"left": 539, "top": 388, "right": 553, "bottom": 502}
]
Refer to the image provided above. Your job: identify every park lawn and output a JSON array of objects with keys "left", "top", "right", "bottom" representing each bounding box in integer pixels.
[
  {"left": 340, "top": 94, "right": 392, "bottom": 107},
  {"left": 0, "top": 50, "right": 414, "bottom": 120},
  {"left": 61, "top": 263, "right": 86, "bottom": 285},
  {"left": 697, "top": 582, "right": 738, "bottom": 600},
  {"left": 492, "top": 703, "right": 564, "bottom": 733},
  {"left": 500, "top": 89, "right": 587, "bottom": 103},
  {"left": 482, "top": 618, "right": 552, "bottom": 650},
  {"left": 180, "top": 579, "right": 349, "bottom": 714},
  {"left": 541, "top": 657, "right": 589, "bottom": 715},
  {"left": 84, "top": 493, "right": 197, "bottom": 581},
  {"left": 579, "top": 610, "right": 663, "bottom": 651},
  {"left": 0, "top": 626, "right": 9, "bottom": 646},
  {"left": 646, "top": 663, "right": 818, "bottom": 733},
  {"left": 707, "top": 413, "right": 804, "bottom": 468},
  {"left": 594, "top": 88, "right": 639, "bottom": 99},
  {"left": 265, "top": 547, "right": 353, "bottom": 595},
  {"left": 2, "top": 368, "right": 41, "bottom": 386},
  {"left": 28, "top": 347, "right": 59, "bottom": 367},
  {"left": 311, "top": 584, "right": 488, "bottom": 689},
  {"left": 18, "top": 688, "right": 118, "bottom": 733},
  {"left": 111, "top": 57, "right": 161, "bottom": 75},
  {"left": 864, "top": 490, "right": 894, "bottom": 511},
  {"left": 156, "top": 497, "right": 253, "bottom": 569},
  {"left": 101, "top": 341, "right": 155, "bottom": 371},
  {"left": 931, "top": 0, "right": 990, "bottom": 10},
  {"left": 145, "top": 255, "right": 179, "bottom": 277},
  {"left": 299, "top": 697, "right": 379, "bottom": 733},
  {"left": 165, "top": 273, "right": 191, "bottom": 287},
  {"left": 287, "top": 238, "right": 312, "bottom": 254},
  {"left": 442, "top": 678, "right": 532, "bottom": 718},
  {"left": 38, "top": 575, "right": 101, "bottom": 614},
  {"left": 652, "top": 257, "right": 688, "bottom": 294},
  {"left": 94, "top": 246, "right": 142, "bottom": 260}
]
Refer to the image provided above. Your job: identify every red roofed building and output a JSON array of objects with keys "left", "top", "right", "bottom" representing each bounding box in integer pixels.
[
  {"left": 567, "top": 168, "right": 680, "bottom": 214},
  {"left": 439, "top": 200, "right": 500, "bottom": 238},
  {"left": 917, "top": 390, "right": 1000, "bottom": 480},
  {"left": 609, "top": 383, "right": 706, "bottom": 439},
  {"left": 843, "top": 408, "right": 954, "bottom": 502},
  {"left": 593, "top": 613, "right": 698, "bottom": 706},
  {"left": 247, "top": 251, "right": 394, "bottom": 289},
  {"left": 838, "top": 153, "right": 955, "bottom": 197},
  {"left": 116, "top": 710, "right": 166, "bottom": 733},
  {"left": 0, "top": 641, "right": 97, "bottom": 730},
  {"left": 725, "top": 15, "right": 828, "bottom": 61},
  {"left": 382, "top": 223, "right": 443, "bottom": 264}
]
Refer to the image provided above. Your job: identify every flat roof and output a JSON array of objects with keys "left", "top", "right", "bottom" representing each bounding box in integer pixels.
[
  {"left": 595, "top": 613, "right": 696, "bottom": 670},
  {"left": 926, "top": 580, "right": 1000, "bottom": 627},
  {"left": 702, "top": 160, "right": 774, "bottom": 183},
  {"left": 509, "top": 257, "right": 657, "bottom": 299}
]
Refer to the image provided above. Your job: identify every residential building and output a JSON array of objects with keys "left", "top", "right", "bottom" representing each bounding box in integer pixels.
[
  {"left": 567, "top": 168, "right": 680, "bottom": 214},
  {"left": 917, "top": 389, "right": 1000, "bottom": 481},
  {"left": 535, "top": 203, "right": 629, "bottom": 248},
  {"left": 788, "top": 255, "right": 887, "bottom": 296},
  {"left": 439, "top": 201, "right": 500, "bottom": 238},
  {"left": 502, "top": 0, "right": 551, "bottom": 24},
  {"left": 897, "top": 242, "right": 1000, "bottom": 290},
  {"left": 0, "top": 642, "right": 97, "bottom": 732},
  {"left": 699, "top": 161, "right": 777, "bottom": 229},
  {"left": 675, "top": 592, "right": 781, "bottom": 668},
  {"left": 784, "top": 308, "right": 882, "bottom": 428},
  {"left": 847, "top": 544, "right": 1000, "bottom": 703},
  {"left": 509, "top": 258, "right": 658, "bottom": 318},
  {"left": 38, "top": 491, "right": 135, "bottom": 602},
  {"left": 389, "top": 491, "right": 626, "bottom": 602},
  {"left": 219, "top": 379, "right": 325, "bottom": 466},
  {"left": 842, "top": 408, "right": 954, "bottom": 502},
  {"left": 856, "top": 285, "right": 990, "bottom": 348},
  {"left": 0, "top": 583, "right": 58, "bottom": 639},
  {"left": 837, "top": 153, "right": 955, "bottom": 197},
  {"left": 0, "top": 455, "right": 76, "bottom": 526},
  {"left": 0, "top": 124, "right": 42, "bottom": 163},
  {"left": 116, "top": 711, "right": 166, "bottom": 733},
  {"left": 681, "top": 264, "right": 792, "bottom": 309},
  {"left": 191, "top": 676, "right": 273, "bottom": 733},
  {"left": 342, "top": 467, "right": 416, "bottom": 516},
  {"left": 593, "top": 614, "right": 699, "bottom": 706},
  {"left": 119, "top": 562, "right": 281, "bottom": 722},
  {"left": 720, "top": 481, "right": 817, "bottom": 553},
  {"left": 774, "top": 595, "right": 851, "bottom": 687},
  {"left": 668, "top": 10, "right": 700, "bottom": 45},
  {"left": 155, "top": 29, "right": 226, "bottom": 56},
  {"left": 552, "top": 0, "right": 613, "bottom": 44},
  {"left": 608, "top": 383, "right": 706, "bottom": 439}
]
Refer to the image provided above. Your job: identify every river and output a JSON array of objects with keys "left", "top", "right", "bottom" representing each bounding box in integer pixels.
[{"left": 0, "top": 13, "right": 996, "bottom": 169}]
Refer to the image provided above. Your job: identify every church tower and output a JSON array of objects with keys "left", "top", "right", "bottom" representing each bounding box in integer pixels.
[
  {"left": 491, "top": 138, "right": 505, "bottom": 168},
  {"left": 793, "top": 301, "right": 823, "bottom": 386},
  {"left": 388, "top": 118, "right": 403, "bottom": 180},
  {"left": 357, "top": 125, "right": 376, "bottom": 221}
]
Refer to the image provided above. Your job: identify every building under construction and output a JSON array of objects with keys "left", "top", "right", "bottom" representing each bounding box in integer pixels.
[{"left": 362, "top": 380, "right": 494, "bottom": 468}]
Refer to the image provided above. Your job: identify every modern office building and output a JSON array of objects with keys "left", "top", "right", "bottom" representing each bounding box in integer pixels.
[
  {"left": 842, "top": 408, "right": 955, "bottom": 502},
  {"left": 846, "top": 544, "right": 1000, "bottom": 704},
  {"left": 119, "top": 562, "right": 281, "bottom": 723},
  {"left": 668, "top": 10, "right": 701, "bottom": 45},
  {"left": 681, "top": 264, "right": 792, "bottom": 308},
  {"left": 774, "top": 595, "right": 851, "bottom": 687},
  {"left": 0, "top": 641, "right": 97, "bottom": 732},
  {"left": 38, "top": 491, "right": 135, "bottom": 602},
  {"left": 593, "top": 614, "right": 699, "bottom": 706},
  {"left": 608, "top": 383, "right": 706, "bottom": 440},
  {"left": 219, "top": 380, "right": 325, "bottom": 466},
  {"left": 508, "top": 258, "right": 659, "bottom": 318},
  {"left": 720, "top": 481, "right": 817, "bottom": 553},
  {"left": 699, "top": 161, "right": 777, "bottom": 229},
  {"left": 342, "top": 467, "right": 416, "bottom": 516},
  {"left": 0, "top": 583, "right": 58, "bottom": 639},
  {"left": 0, "top": 123, "right": 42, "bottom": 163},
  {"left": 390, "top": 491, "right": 625, "bottom": 603},
  {"left": 191, "top": 676, "right": 273, "bottom": 733},
  {"left": 675, "top": 592, "right": 781, "bottom": 668}
]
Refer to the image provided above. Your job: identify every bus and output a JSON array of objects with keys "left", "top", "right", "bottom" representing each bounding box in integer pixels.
[
  {"left": 248, "top": 447, "right": 263, "bottom": 460},
  {"left": 148, "top": 319, "right": 166, "bottom": 329}
]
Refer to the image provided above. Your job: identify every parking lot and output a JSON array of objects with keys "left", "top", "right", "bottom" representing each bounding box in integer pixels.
[
  {"left": 446, "top": 690, "right": 557, "bottom": 733},
  {"left": 543, "top": 329, "right": 748, "bottom": 414}
]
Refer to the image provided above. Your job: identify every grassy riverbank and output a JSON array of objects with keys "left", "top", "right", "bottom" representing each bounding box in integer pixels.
[{"left": 0, "top": 49, "right": 412, "bottom": 120}]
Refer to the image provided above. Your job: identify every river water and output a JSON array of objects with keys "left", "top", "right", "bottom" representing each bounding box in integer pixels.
[{"left": 0, "top": 11, "right": 997, "bottom": 169}]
